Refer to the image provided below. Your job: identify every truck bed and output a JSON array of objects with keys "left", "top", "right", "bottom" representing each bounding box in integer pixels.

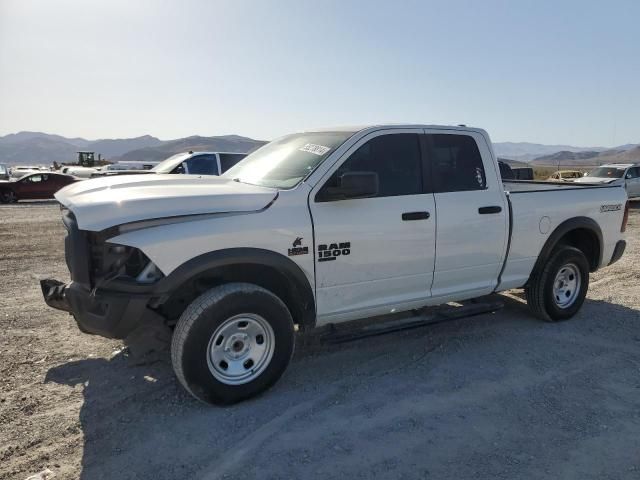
[{"left": 503, "top": 180, "right": 619, "bottom": 194}]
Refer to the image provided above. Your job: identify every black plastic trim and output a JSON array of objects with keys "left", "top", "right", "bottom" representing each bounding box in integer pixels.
[
  {"left": 151, "top": 248, "right": 317, "bottom": 328},
  {"left": 478, "top": 206, "right": 502, "bottom": 214},
  {"left": 609, "top": 240, "right": 626, "bottom": 266},
  {"left": 402, "top": 211, "right": 430, "bottom": 221},
  {"left": 529, "top": 217, "right": 603, "bottom": 281}
]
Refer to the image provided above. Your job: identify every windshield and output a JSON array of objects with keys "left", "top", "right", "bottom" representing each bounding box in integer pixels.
[
  {"left": 587, "top": 167, "right": 626, "bottom": 178},
  {"left": 151, "top": 153, "right": 190, "bottom": 173},
  {"left": 223, "top": 131, "right": 354, "bottom": 189}
]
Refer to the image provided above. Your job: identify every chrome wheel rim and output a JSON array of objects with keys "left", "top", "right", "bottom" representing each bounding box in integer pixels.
[
  {"left": 207, "top": 313, "right": 275, "bottom": 385},
  {"left": 553, "top": 263, "right": 581, "bottom": 308}
]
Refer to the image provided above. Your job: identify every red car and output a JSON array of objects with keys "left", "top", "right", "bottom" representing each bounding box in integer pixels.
[{"left": 0, "top": 172, "right": 78, "bottom": 203}]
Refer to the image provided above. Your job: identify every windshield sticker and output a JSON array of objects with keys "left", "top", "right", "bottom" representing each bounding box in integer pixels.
[{"left": 299, "top": 143, "right": 331, "bottom": 156}]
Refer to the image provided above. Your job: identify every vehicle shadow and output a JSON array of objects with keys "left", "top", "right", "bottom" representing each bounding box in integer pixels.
[{"left": 45, "top": 296, "right": 640, "bottom": 480}]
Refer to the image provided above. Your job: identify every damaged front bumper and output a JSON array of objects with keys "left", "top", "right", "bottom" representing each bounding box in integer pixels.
[{"left": 40, "top": 278, "right": 161, "bottom": 339}]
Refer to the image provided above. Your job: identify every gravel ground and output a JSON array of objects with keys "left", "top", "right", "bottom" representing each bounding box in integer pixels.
[{"left": 1, "top": 201, "right": 639, "bottom": 480}]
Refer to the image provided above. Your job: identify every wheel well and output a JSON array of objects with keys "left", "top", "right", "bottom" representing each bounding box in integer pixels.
[
  {"left": 158, "top": 263, "right": 315, "bottom": 330},
  {"left": 556, "top": 228, "right": 601, "bottom": 272}
]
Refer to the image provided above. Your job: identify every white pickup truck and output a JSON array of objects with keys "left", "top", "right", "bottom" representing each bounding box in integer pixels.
[{"left": 41, "top": 124, "right": 629, "bottom": 405}]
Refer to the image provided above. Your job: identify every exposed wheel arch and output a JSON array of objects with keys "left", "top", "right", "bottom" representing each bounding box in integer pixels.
[
  {"left": 152, "top": 248, "right": 316, "bottom": 330},
  {"left": 529, "top": 217, "right": 603, "bottom": 285}
]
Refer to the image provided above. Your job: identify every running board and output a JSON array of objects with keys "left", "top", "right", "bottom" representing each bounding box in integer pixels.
[{"left": 318, "top": 300, "right": 504, "bottom": 344}]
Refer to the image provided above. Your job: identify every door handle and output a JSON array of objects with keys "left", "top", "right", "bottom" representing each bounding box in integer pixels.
[
  {"left": 478, "top": 206, "right": 502, "bottom": 214},
  {"left": 402, "top": 211, "right": 430, "bottom": 221}
]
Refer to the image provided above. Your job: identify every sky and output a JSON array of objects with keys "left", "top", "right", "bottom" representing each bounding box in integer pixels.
[{"left": 0, "top": 0, "right": 638, "bottom": 146}]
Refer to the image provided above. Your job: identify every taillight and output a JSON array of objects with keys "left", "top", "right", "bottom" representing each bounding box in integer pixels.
[{"left": 621, "top": 201, "right": 629, "bottom": 232}]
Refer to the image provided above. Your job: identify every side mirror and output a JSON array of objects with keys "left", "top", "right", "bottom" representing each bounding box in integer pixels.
[
  {"left": 318, "top": 171, "right": 379, "bottom": 201},
  {"left": 626, "top": 173, "right": 632, "bottom": 179}
]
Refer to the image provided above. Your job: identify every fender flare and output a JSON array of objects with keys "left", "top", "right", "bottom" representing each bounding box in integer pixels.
[
  {"left": 530, "top": 216, "right": 603, "bottom": 280},
  {"left": 152, "top": 247, "right": 316, "bottom": 328}
]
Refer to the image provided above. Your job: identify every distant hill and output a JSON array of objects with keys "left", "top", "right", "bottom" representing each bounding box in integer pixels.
[
  {"left": 0, "top": 132, "right": 263, "bottom": 166},
  {"left": 531, "top": 146, "right": 640, "bottom": 166},
  {"left": 115, "top": 135, "right": 265, "bottom": 163},
  {"left": 86, "top": 135, "right": 163, "bottom": 157},
  {"left": 0, "top": 131, "right": 90, "bottom": 147},
  {"left": 493, "top": 142, "right": 607, "bottom": 162}
]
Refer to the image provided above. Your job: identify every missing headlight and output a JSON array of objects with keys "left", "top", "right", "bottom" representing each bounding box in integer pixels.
[
  {"left": 136, "top": 261, "right": 163, "bottom": 284},
  {"left": 91, "top": 242, "right": 164, "bottom": 286}
]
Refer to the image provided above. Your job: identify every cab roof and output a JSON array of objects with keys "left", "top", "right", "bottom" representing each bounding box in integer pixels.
[{"left": 302, "top": 124, "right": 486, "bottom": 135}]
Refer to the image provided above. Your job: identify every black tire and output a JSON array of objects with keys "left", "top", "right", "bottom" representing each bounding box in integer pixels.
[
  {"left": 525, "top": 245, "right": 590, "bottom": 322},
  {"left": 171, "top": 283, "right": 295, "bottom": 405},
  {"left": 0, "top": 190, "right": 16, "bottom": 203}
]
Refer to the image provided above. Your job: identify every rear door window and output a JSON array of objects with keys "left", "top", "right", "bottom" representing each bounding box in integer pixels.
[
  {"left": 428, "top": 134, "right": 486, "bottom": 193},
  {"left": 185, "top": 154, "right": 219, "bottom": 175}
]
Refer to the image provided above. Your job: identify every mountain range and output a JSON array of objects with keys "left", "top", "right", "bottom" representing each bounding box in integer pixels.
[
  {"left": 0, "top": 132, "right": 265, "bottom": 166},
  {"left": 529, "top": 146, "right": 640, "bottom": 166},
  {"left": 0, "top": 131, "right": 637, "bottom": 167}
]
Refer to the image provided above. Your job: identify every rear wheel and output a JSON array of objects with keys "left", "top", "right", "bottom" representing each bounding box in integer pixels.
[
  {"left": 171, "top": 283, "right": 295, "bottom": 405},
  {"left": 525, "top": 246, "right": 590, "bottom": 321},
  {"left": 0, "top": 190, "right": 17, "bottom": 203}
]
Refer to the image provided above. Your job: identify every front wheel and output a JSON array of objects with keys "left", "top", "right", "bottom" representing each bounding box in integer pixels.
[
  {"left": 171, "top": 283, "right": 295, "bottom": 405},
  {"left": 525, "top": 246, "right": 590, "bottom": 321}
]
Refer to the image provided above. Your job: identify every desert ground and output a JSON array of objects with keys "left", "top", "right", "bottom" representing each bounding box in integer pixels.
[{"left": 1, "top": 201, "right": 639, "bottom": 480}]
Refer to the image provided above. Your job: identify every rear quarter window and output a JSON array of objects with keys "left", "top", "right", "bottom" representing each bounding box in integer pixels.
[{"left": 219, "top": 153, "right": 247, "bottom": 173}]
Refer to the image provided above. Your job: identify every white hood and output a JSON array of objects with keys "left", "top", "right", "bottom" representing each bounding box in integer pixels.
[{"left": 55, "top": 174, "right": 278, "bottom": 231}]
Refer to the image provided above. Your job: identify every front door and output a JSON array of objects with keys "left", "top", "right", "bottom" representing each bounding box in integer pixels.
[
  {"left": 309, "top": 130, "right": 436, "bottom": 324},
  {"left": 17, "top": 174, "right": 47, "bottom": 199}
]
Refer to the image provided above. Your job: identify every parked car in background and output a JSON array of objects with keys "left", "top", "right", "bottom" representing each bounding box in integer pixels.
[
  {"left": 60, "top": 165, "right": 99, "bottom": 178},
  {"left": 0, "top": 172, "right": 78, "bottom": 203},
  {"left": 89, "top": 151, "right": 247, "bottom": 178},
  {"left": 97, "top": 162, "right": 156, "bottom": 173},
  {"left": 575, "top": 163, "right": 640, "bottom": 199},
  {"left": 0, "top": 164, "right": 9, "bottom": 181},
  {"left": 511, "top": 167, "right": 534, "bottom": 180},
  {"left": 547, "top": 170, "right": 584, "bottom": 182},
  {"left": 9, "top": 165, "right": 49, "bottom": 179}
]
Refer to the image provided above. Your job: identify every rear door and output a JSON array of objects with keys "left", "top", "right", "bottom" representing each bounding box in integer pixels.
[
  {"left": 427, "top": 130, "right": 508, "bottom": 298},
  {"left": 626, "top": 167, "right": 640, "bottom": 197},
  {"left": 309, "top": 129, "right": 436, "bottom": 324}
]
